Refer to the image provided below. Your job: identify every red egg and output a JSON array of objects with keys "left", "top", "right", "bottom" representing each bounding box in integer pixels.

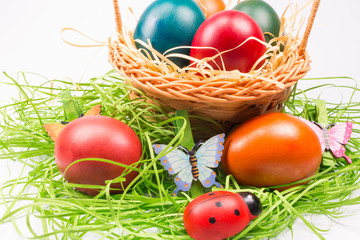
[
  {"left": 190, "top": 10, "right": 266, "bottom": 72},
  {"left": 183, "top": 191, "right": 262, "bottom": 240},
  {"left": 55, "top": 116, "right": 142, "bottom": 195}
]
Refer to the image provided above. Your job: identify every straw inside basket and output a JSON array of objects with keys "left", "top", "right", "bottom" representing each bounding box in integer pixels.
[{"left": 109, "top": 0, "right": 321, "bottom": 139}]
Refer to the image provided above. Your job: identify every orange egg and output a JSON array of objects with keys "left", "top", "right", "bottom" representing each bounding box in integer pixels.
[
  {"left": 221, "top": 113, "right": 323, "bottom": 190},
  {"left": 194, "top": 0, "right": 226, "bottom": 18}
]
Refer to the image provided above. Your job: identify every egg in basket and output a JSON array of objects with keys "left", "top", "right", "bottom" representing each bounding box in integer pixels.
[{"left": 109, "top": 0, "right": 319, "bottom": 138}]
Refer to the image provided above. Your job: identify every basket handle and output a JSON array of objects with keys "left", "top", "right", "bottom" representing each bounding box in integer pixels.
[
  {"left": 299, "top": 0, "right": 321, "bottom": 55},
  {"left": 113, "top": 0, "right": 122, "bottom": 33}
]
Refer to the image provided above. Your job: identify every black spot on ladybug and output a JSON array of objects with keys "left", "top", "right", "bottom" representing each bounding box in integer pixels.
[
  {"left": 209, "top": 217, "right": 216, "bottom": 224},
  {"left": 234, "top": 209, "right": 240, "bottom": 216},
  {"left": 183, "top": 193, "right": 240, "bottom": 224},
  {"left": 215, "top": 201, "right": 222, "bottom": 207}
]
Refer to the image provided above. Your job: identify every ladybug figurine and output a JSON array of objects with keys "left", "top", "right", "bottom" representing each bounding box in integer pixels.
[{"left": 183, "top": 191, "right": 262, "bottom": 240}]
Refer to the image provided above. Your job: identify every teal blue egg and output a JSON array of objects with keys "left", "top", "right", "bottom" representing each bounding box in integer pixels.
[{"left": 134, "top": 0, "right": 205, "bottom": 68}]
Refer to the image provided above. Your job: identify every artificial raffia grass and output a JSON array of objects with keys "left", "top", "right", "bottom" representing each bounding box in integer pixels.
[{"left": 0, "top": 71, "right": 359, "bottom": 239}]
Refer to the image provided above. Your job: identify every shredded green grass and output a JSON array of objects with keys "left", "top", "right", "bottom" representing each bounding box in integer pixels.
[{"left": 0, "top": 71, "right": 359, "bottom": 239}]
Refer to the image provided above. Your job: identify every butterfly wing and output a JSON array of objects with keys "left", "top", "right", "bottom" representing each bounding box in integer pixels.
[
  {"left": 296, "top": 117, "right": 326, "bottom": 153},
  {"left": 172, "top": 166, "right": 193, "bottom": 196},
  {"left": 153, "top": 144, "right": 193, "bottom": 195},
  {"left": 153, "top": 144, "right": 190, "bottom": 175},
  {"left": 328, "top": 122, "right": 353, "bottom": 145},
  {"left": 328, "top": 122, "right": 353, "bottom": 164},
  {"left": 197, "top": 164, "right": 222, "bottom": 189},
  {"left": 326, "top": 140, "right": 352, "bottom": 164},
  {"left": 195, "top": 133, "right": 225, "bottom": 189},
  {"left": 195, "top": 133, "right": 225, "bottom": 168},
  {"left": 84, "top": 104, "right": 101, "bottom": 116},
  {"left": 43, "top": 123, "right": 66, "bottom": 142}
]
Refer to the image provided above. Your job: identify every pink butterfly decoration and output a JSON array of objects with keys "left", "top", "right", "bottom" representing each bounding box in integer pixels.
[{"left": 298, "top": 117, "right": 353, "bottom": 164}]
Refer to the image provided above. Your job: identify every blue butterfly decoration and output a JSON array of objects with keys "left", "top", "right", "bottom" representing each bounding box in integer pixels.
[{"left": 153, "top": 133, "right": 225, "bottom": 196}]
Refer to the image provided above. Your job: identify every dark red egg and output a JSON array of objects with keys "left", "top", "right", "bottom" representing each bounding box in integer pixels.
[{"left": 183, "top": 191, "right": 262, "bottom": 240}]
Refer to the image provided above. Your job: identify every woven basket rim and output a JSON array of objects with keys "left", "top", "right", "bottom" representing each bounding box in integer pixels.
[
  {"left": 109, "top": 32, "right": 311, "bottom": 103},
  {"left": 109, "top": 0, "right": 321, "bottom": 102},
  {"left": 108, "top": 0, "right": 320, "bottom": 126}
]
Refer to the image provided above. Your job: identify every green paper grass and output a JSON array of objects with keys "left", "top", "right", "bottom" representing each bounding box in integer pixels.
[{"left": 0, "top": 71, "right": 360, "bottom": 239}]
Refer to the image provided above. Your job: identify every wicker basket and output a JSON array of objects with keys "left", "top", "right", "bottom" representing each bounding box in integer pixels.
[{"left": 109, "top": 0, "right": 320, "bottom": 139}]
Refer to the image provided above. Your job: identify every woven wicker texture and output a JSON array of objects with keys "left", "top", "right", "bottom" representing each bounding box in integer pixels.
[{"left": 109, "top": 0, "right": 320, "bottom": 136}]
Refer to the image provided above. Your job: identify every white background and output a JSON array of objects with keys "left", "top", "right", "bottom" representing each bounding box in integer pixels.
[{"left": 1, "top": 0, "right": 360, "bottom": 239}]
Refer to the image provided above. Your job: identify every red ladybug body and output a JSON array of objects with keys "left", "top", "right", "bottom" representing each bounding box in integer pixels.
[{"left": 183, "top": 191, "right": 262, "bottom": 240}]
